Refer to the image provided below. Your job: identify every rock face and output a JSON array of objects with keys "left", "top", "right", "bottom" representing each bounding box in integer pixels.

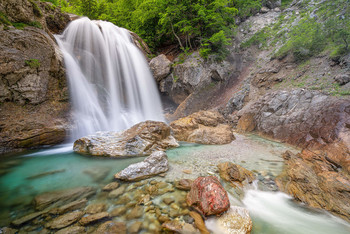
[
  {"left": 33, "top": 187, "right": 96, "bottom": 211},
  {"left": 187, "top": 176, "right": 230, "bottom": 216},
  {"left": 218, "top": 162, "right": 255, "bottom": 187},
  {"left": 0, "top": 0, "right": 70, "bottom": 154},
  {"left": 236, "top": 89, "right": 350, "bottom": 149},
  {"left": 74, "top": 121, "right": 179, "bottom": 157},
  {"left": 276, "top": 149, "right": 350, "bottom": 222},
  {"left": 114, "top": 151, "right": 169, "bottom": 181},
  {"left": 170, "top": 111, "right": 234, "bottom": 144},
  {"left": 149, "top": 54, "right": 172, "bottom": 82},
  {"left": 217, "top": 206, "right": 252, "bottom": 234}
]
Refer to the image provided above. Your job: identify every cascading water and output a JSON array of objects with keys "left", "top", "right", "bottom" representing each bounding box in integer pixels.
[{"left": 54, "top": 17, "right": 164, "bottom": 139}]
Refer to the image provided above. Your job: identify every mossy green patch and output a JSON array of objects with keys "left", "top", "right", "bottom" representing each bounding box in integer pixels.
[{"left": 25, "top": 59, "right": 41, "bottom": 69}]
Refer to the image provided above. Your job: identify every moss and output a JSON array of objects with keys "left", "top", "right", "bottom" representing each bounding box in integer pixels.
[
  {"left": 27, "top": 21, "right": 42, "bottom": 29},
  {"left": 25, "top": 59, "right": 41, "bottom": 69},
  {"left": 29, "top": 0, "right": 43, "bottom": 17},
  {"left": 0, "top": 12, "right": 11, "bottom": 26}
]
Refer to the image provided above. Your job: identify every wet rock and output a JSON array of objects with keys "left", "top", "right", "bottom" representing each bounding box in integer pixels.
[
  {"left": 175, "top": 179, "right": 193, "bottom": 191},
  {"left": 33, "top": 187, "right": 96, "bottom": 210},
  {"left": 114, "top": 195, "right": 131, "bottom": 205},
  {"left": 334, "top": 74, "right": 350, "bottom": 85},
  {"left": 114, "top": 151, "right": 169, "bottom": 181},
  {"left": 108, "top": 186, "right": 125, "bottom": 198},
  {"left": 110, "top": 206, "right": 127, "bottom": 217},
  {"left": 85, "top": 203, "right": 107, "bottom": 214},
  {"left": 50, "top": 199, "right": 88, "bottom": 215},
  {"left": 149, "top": 54, "right": 172, "bottom": 82},
  {"left": 187, "top": 176, "right": 230, "bottom": 216},
  {"left": 0, "top": 227, "right": 17, "bottom": 234},
  {"left": 189, "top": 211, "right": 210, "bottom": 234},
  {"left": 55, "top": 226, "right": 85, "bottom": 234},
  {"left": 218, "top": 162, "right": 255, "bottom": 187},
  {"left": 217, "top": 206, "right": 252, "bottom": 233},
  {"left": 83, "top": 167, "right": 111, "bottom": 182},
  {"left": 26, "top": 169, "right": 66, "bottom": 180},
  {"left": 79, "top": 212, "right": 110, "bottom": 226},
  {"left": 74, "top": 121, "right": 178, "bottom": 157},
  {"left": 163, "top": 197, "right": 175, "bottom": 205},
  {"left": 128, "top": 221, "right": 142, "bottom": 233},
  {"left": 11, "top": 211, "right": 46, "bottom": 227},
  {"left": 170, "top": 111, "right": 234, "bottom": 144},
  {"left": 96, "top": 221, "right": 126, "bottom": 234},
  {"left": 162, "top": 220, "right": 183, "bottom": 232},
  {"left": 46, "top": 211, "right": 84, "bottom": 229},
  {"left": 102, "top": 182, "right": 119, "bottom": 191},
  {"left": 126, "top": 206, "right": 144, "bottom": 220},
  {"left": 276, "top": 149, "right": 350, "bottom": 222}
]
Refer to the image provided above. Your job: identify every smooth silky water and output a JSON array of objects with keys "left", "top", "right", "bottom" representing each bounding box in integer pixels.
[{"left": 1, "top": 135, "right": 350, "bottom": 233}]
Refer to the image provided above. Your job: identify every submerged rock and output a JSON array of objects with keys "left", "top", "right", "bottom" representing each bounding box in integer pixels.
[
  {"left": 55, "top": 226, "right": 85, "bottom": 234},
  {"left": 189, "top": 211, "right": 210, "bottom": 234},
  {"left": 74, "top": 121, "right": 179, "bottom": 157},
  {"left": 79, "top": 212, "right": 110, "bottom": 226},
  {"left": 11, "top": 210, "right": 46, "bottom": 227},
  {"left": 50, "top": 198, "right": 88, "bottom": 215},
  {"left": 175, "top": 179, "right": 193, "bottom": 191},
  {"left": 170, "top": 111, "right": 235, "bottom": 145},
  {"left": 96, "top": 221, "right": 126, "bottom": 234},
  {"left": 33, "top": 187, "right": 96, "bottom": 210},
  {"left": 102, "top": 182, "right": 119, "bottom": 191},
  {"left": 187, "top": 176, "right": 230, "bottom": 216},
  {"left": 114, "top": 151, "right": 169, "bottom": 181},
  {"left": 216, "top": 206, "right": 252, "bottom": 234},
  {"left": 218, "top": 162, "right": 255, "bottom": 187},
  {"left": 46, "top": 211, "right": 84, "bottom": 229}
]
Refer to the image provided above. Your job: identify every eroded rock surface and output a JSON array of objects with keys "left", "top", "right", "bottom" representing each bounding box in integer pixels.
[
  {"left": 74, "top": 121, "right": 179, "bottom": 157},
  {"left": 114, "top": 151, "right": 169, "bottom": 181},
  {"left": 170, "top": 110, "right": 234, "bottom": 144},
  {"left": 187, "top": 176, "right": 230, "bottom": 216}
]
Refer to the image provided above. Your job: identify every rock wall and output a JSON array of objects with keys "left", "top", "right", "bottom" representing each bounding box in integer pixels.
[{"left": 0, "top": 0, "right": 71, "bottom": 154}]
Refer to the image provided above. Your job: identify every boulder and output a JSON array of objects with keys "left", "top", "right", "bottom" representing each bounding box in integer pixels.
[
  {"left": 236, "top": 89, "right": 350, "bottom": 149},
  {"left": 187, "top": 176, "right": 230, "bottom": 216},
  {"left": 170, "top": 111, "right": 234, "bottom": 144},
  {"left": 50, "top": 198, "right": 88, "bottom": 215},
  {"left": 33, "top": 187, "right": 96, "bottom": 210},
  {"left": 73, "top": 121, "right": 179, "bottom": 157},
  {"left": 334, "top": 74, "right": 350, "bottom": 86},
  {"left": 46, "top": 211, "right": 84, "bottom": 229},
  {"left": 216, "top": 206, "right": 252, "bottom": 234},
  {"left": 149, "top": 54, "right": 172, "bottom": 82},
  {"left": 218, "top": 162, "right": 255, "bottom": 187},
  {"left": 114, "top": 151, "right": 169, "bottom": 181},
  {"left": 276, "top": 148, "right": 350, "bottom": 222}
]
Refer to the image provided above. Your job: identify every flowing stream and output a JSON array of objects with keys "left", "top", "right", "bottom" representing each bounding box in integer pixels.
[{"left": 54, "top": 17, "right": 164, "bottom": 139}]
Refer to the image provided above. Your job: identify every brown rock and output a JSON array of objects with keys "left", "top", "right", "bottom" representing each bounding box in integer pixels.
[
  {"left": 128, "top": 221, "right": 142, "bottom": 233},
  {"left": 73, "top": 121, "right": 179, "bottom": 157},
  {"left": 175, "top": 179, "right": 193, "bottom": 191},
  {"left": 102, "top": 182, "right": 119, "bottom": 191},
  {"left": 33, "top": 187, "right": 96, "bottom": 210},
  {"left": 46, "top": 211, "right": 84, "bottom": 229},
  {"left": 79, "top": 212, "right": 110, "bottom": 226},
  {"left": 108, "top": 186, "right": 125, "bottom": 198},
  {"left": 11, "top": 211, "right": 46, "bottom": 227},
  {"left": 85, "top": 203, "right": 107, "bottom": 214},
  {"left": 187, "top": 176, "right": 230, "bottom": 216},
  {"left": 170, "top": 111, "right": 234, "bottom": 144},
  {"left": 55, "top": 226, "right": 85, "bottom": 234},
  {"left": 162, "top": 220, "right": 183, "bottom": 232},
  {"left": 218, "top": 162, "right": 255, "bottom": 186},
  {"left": 110, "top": 206, "right": 127, "bottom": 217},
  {"left": 276, "top": 148, "right": 350, "bottom": 222},
  {"left": 96, "top": 221, "right": 126, "bottom": 234},
  {"left": 0, "top": 227, "right": 18, "bottom": 234},
  {"left": 163, "top": 197, "right": 175, "bottom": 205},
  {"left": 126, "top": 206, "right": 144, "bottom": 220},
  {"left": 51, "top": 199, "right": 87, "bottom": 215},
  {"left": 236, "top": 113, "right": 256, "bottom": 132},
  {"left": 189, "top": 211, "right": 210, "bottom": 234}
]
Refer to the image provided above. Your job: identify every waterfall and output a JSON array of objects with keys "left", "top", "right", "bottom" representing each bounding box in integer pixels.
[{"left": 54, "top": 17, "right": 164, "bottom": 139}]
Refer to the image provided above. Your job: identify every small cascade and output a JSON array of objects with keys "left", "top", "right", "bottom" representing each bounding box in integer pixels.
[{"left": 54, "top": 17, "right": 164, "bottom": 139}]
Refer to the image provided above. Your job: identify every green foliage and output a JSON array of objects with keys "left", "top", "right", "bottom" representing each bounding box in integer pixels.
[
  {"left": 232, "top": 0, "right": 261, "bottom": 18},
  {"left": 40, "top": 0, "right": 58, "bottom": 5},
  {"left": 0, "top": 12, "right": 11, "bottom": 26},
  {"left": 61, "top": 0, "right": 238, "bottom": 60},
  {"left": 241, "top": 27, "right": 271, "bottom": 48},
  {"left": 25, "top": 59, "right": 41, "bottom": 69}
]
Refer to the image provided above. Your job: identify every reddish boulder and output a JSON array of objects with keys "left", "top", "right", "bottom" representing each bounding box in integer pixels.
[{"left": 187, "top": 176, "right": 230, "bottom": 216}]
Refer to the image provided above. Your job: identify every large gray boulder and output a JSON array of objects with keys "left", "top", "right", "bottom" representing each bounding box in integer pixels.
[
  {"left": 114, "top": 151, "right": 169, "bottom": 181},
  {"left": 73, "top": 121, "right": 179, "bottom": 157},
  {"left": 149, "top": 54, "right": 172, "bottom": 82}
]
